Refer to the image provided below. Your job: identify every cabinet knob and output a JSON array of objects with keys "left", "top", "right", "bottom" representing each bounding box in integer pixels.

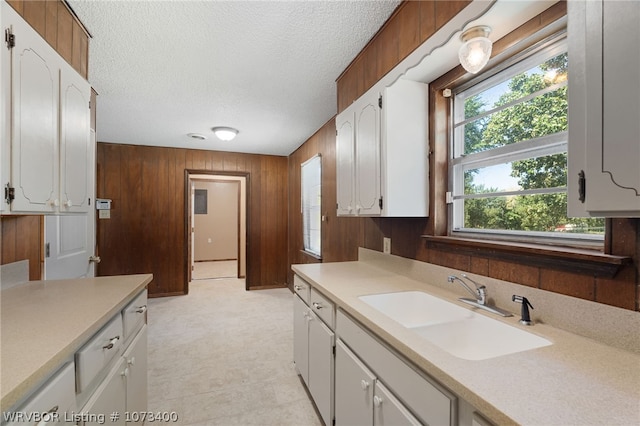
[
  {"left": 373, "top": 395, "right": 383, "bottom": 407},
  {"left": 49, "top": 199, "right": 59, "bottom": 207},
  {"left": 136, "top": 305, "right": 147, "bottom": 314},
  {"left": 312, "top": 302, "right": 323, "bottom": 310},
  {"left": 360, "top": 380, "right": 370, "bottom": 391},
  {"left": 128, "top": 356, "right": 136, "bottom": 366},
  {"left": 64, "top": 199, "right": 73, "bottom": 208},
  {"left": 294, "top": 285, "right": 302, "bottom": 291},
  {"left": 121, "top": 367, "right": 129, "bottom": 378}
]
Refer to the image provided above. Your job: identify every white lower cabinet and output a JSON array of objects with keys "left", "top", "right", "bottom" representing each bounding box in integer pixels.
[
  {"left": 123, "top": 325, "right": 148, "bottom": 425},
  {"left": 335, "top": 340, "right": 421, "bottom": 426},
  {"left": 80, "top": 357, "right": 127, "bottom": 426},
  {"left": 293, "top": 276, "right": 335, "bottom": 426}
]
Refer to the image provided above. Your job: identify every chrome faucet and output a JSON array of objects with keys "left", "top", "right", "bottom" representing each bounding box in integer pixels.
[{"left": 447, "top": 274, "right": 512, "bottom": 317}]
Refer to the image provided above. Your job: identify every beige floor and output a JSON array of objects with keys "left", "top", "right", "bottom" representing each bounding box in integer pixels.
[
  {"left": 147, "top": 277, "right": 322, "bottom": 425},
  {"left": 192, "top": 260, "right": 238, "bottom": 280}
]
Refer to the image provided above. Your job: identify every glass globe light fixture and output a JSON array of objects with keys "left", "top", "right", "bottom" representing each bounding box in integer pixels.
[{"left": 458, "top": 26, "right": 492, "bottom": 74}]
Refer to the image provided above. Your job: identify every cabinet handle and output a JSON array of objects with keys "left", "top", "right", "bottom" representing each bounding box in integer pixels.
[
  {"left": 49, "top": 199, "right": 59, "bottom": 207},
  {"left": 36, "top": 405, "right": 59, "bottom": 426},
  {"left": 65, "top": 199, "right": 73, "bottom": 208},
  {"left": 294, "top": 285, "right": 302, "bottom": 291},
  {"left": 373, "top": 395, "right": 383, "bottom": 407},
  {"left": 136, "top": 305, "right": 147, "bottom": 314},
  {"left": 121, "top": 367, "right": 129, "bottom": 378},
  {"left": 103, "top": 335, "right": 120, "bottom": 350},
  {"left": 127, "top": 356, "right": 136, "bottom": 366},
  {"left": 360, "top": 380, "right": 370, "bottom": 391},
  {"left": 312, "top": 302, "right": 323, "bottom": 310}
]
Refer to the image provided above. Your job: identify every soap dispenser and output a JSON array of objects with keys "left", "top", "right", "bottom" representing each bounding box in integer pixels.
[{"left": 512, "top": 295, "right": 534, "bottom": 325}]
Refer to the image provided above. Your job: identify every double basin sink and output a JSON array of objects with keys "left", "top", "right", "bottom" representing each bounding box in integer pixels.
[{"left": 359, "top": 291, "right": 551, "bottom": 361}]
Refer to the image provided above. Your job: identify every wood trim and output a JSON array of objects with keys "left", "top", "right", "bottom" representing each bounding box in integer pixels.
[{"left": 422, "top": 236, "right": 631, "bottom": 278}]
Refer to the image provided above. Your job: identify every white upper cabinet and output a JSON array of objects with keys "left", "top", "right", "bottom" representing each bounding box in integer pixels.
[
  {"left": 1, "top": 2, "right": 92, "bottom": 214},
  {"left": 335, "top": 78, "right": 429, "bottom": 217},
  {"left": 568, "top": 0, "right": 640, "bottom": 217}
]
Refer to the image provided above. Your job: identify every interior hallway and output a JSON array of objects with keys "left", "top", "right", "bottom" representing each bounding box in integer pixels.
[
  {"left": 147, "top": 277, "right": 322, "bottom": 425},
  {"left": 192, "top": 260, "right": 238, "bottom": 280}
]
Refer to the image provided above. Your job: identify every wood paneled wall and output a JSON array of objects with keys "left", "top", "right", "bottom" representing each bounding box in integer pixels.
[
  {"left": 96, "top": 143, "right": 288, "bottom": 297},
  {"left": 0, "top": 215, "right": 43, "bottom": 280},
  {"left": 288, "top": 119, "right": 364, "bottom": 284},
  {"left": 290, "top": 1, "right": 639, "bottom": 311},
  {"left": 5, "top": 0, "right": 89, "bottom": 78},
  {"left": 336, "top": 0, "right": 471, "bottom": 113}
]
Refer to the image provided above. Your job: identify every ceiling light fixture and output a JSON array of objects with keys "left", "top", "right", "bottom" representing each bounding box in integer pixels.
[
  {"left": 458, "top": 25, "right": 492, "bottom": 74},
  {"left": 212, "top": 126, "right": 239, "bottom": 141},
  {"left": 187, "top": 133, "right": 207, "bottom": 140}
]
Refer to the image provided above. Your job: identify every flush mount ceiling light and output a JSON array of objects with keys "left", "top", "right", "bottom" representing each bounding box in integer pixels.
[
  {"left": 458, "top": 25, "right": 492, "bottom": 74},
  {"left": 212, "top": 126, "right": 239, "bottom": 141},
  {"left": 187, "top": 133, "right": 207, "bottom": 140}
]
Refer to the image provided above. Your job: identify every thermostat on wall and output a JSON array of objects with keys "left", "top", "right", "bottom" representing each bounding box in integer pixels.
[{"left": 96, "top": 199, "right": 112, "bottom": 210}]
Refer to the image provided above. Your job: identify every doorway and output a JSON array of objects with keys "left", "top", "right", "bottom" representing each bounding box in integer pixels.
[{"left": 187, "top": 172, "right": 247, "bottom": 283}]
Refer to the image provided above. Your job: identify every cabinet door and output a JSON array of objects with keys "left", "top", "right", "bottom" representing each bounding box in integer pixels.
[
  {"left": 335, "top": 340, "right": 374, "bottom": 426},
  {"left": 568, "top": 0, "right": 640, "bottom": 216},
  {"left": 373, "top": 381, "right": 421, "bottom": 426},
  {"left": 336, "top": 108, "right": 355, "bottom": 216},
  {"left": 293, "top": 295, "right": 310, "bottom": 385},
  {"left": 308, "top": 311, "right": 335, "bottom": 426},
  {"left": 10, "top": 8, "right": 60, "bottom": 212},
  {"left": 123, "top": 325, "right": 147, "bottom": 424},
  {"left": 355, "top": 95, "right": 381, "bottom": 215},
  {"left": 59, "top": 65, "right": 92, "bottom": 212},
  {"left": 81, "top": 357, "right": 127, "bottom": 426},
  {"left": 586, "top": 0, "right": 640, "bottom": 213}
]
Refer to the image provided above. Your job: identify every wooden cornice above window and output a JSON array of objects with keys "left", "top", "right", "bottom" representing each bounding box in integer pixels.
[{"left": 421, "top": 235, "right": 631, "bottom": 278}]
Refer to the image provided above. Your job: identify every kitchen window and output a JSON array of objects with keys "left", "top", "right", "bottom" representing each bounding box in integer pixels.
[
  {"left": 301, "top": 154, "right": 322, "bottom": 257},
  {"left": 449, "top": 35, "right": 604, "bottom": 245}
]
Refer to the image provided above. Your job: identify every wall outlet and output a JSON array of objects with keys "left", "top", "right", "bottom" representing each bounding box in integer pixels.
[{"left": 383, "top": 237, "right": 391, "bottom": 254}]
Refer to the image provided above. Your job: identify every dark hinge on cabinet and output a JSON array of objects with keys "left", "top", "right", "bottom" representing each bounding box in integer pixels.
[
  {"left": 332, "top": 345, "right": 336, "bottom": 356},
  {"left": 4, "top": 184, "right": 14, "bottom": 204},
  {"left": 332, "top": 418, "right": 336, "bottom": 426},
  {"left": 378, "top": 95, "right": 383, "bottom": 109},
  {"left": 578, "top": 170, "right": 586, "bottom": 203},
  {"left": 5, "top": 28, "right": 15, "bottom": 49},
  {"left": 45, "top": 243, "right": 50, "bottom": 258},
  {"left": 379, "top": 197, "right": 383, "bottom": 210}
]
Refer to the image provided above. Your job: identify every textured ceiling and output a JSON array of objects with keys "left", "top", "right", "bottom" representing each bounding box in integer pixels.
[{"left": 67, "top": 0, "right": 401, "bottom": 156}]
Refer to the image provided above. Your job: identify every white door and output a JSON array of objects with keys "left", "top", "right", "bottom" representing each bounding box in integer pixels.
[
  {"left": 355, "top": 95, "right": 381, "bottom": 215},
  {"left": 335, "top": 340, "right": 375, "bottom": 426},
  {"left": 10, "top": 9, "right": 60, "bottom": 212},
  {"left": 124, "top": 326, "right": 147, "bottom": 424},
  {"left": 59, "top": 65, "right": 91, "bottom": 212},
  {"left": 308, "top": 312, "right": 335, "bottom": 426},
  {"left": 45, "top": 212, "right": 95, "bottom": 279},
  {"left": 336, "top": 109, "right": 355, "bottom": 216}
]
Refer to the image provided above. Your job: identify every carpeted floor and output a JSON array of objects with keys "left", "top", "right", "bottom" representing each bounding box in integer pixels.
[
  {"left": 192, "top": 260, "right": 238, "bottom": 280},
  {"left": 146, "top": 277, "right": 322, "bottom": 425}
]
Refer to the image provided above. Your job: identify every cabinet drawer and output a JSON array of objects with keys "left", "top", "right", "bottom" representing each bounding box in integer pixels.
[
  {"left": 76, "top": 314, "right": 124, "bottom": 393},
  {"left": 293, "top": 275, "right": 311, "bottom": 304},
  {"left": 310, "top": 288, "right": 335, "bottom": 330},
  {"left": 337, "top": 310, "right": 455, "bottom": 426},
  {"left": 5, "top": 362, "right": 75, "bottom": 425},
  {"left": 122, "top": 289, "right": 147, "bottom": 341}
]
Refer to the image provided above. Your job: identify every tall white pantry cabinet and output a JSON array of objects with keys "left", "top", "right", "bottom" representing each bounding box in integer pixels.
[
  {"left": 1, "top": 1, "right": 93, "bottom": 214},
  {"left": 568, "top": 0, "right": 640, "bottom": 217}
]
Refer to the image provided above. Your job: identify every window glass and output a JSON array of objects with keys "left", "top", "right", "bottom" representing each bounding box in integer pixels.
[
  {"left": 301, "top": 155, "right": 321, "bottom": 256},
  {"left": 451, "top": 38, "right": 604, "bottom": 239}
]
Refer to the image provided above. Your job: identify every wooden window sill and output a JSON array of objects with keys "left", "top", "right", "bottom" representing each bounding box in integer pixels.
[
  {"left": 421, "top": 235, "right": 631, "bottom": 278},
  {"left": 300, "top": 250, "right": 322, "bottom": 261}
]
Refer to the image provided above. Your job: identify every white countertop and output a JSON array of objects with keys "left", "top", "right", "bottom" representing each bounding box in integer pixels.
[
  {"left": 0, "top": 274, "right": 152, "bottom": 411},
  {"left": 292, "top": 261, "right": 640, "bottom": 425}
]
